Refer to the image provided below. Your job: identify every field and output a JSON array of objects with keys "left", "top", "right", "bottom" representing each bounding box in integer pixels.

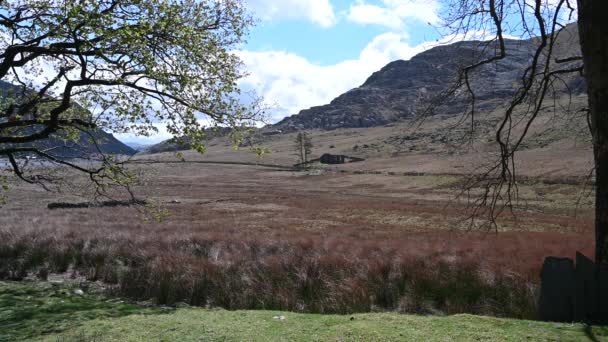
[
  {"left": 2, "top": 281, "right": 608, "bottom": 341},
  {"left": 0, "top": 117, "right": 597, "bottom": 326}
]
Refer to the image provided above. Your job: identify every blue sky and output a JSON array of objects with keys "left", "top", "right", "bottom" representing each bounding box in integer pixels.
[
  {"left": 117, "top": 0, "right": 448, "bottom": 144},
  {"left": 236, "top": 0, "right": 444, "bottom": 122},
  {"left": 234, "top": 0, "right": 572, "bottom": 129},
  {"left": 245, "top": 0, "right": 440, "bottom": 65}
]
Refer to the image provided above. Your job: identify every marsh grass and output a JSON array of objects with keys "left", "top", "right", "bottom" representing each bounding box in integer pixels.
[
  {"left": 0, "top": 228, "right": 539, "bottom": 318},
  {"left": 0, "top": 166, "right": 593, "bottom": 321}
]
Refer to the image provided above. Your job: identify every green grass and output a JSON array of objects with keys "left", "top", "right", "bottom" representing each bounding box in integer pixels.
[{"left": 1, "top": 281, "right": 607, "bottom": 342}]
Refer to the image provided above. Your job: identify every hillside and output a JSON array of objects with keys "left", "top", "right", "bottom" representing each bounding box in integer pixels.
[
  {"left": 275, "top": 24, "right": 583, "bottom": 130},
  {"left": 19, "top": 127, "right": 136, "bottom": 158},
  {"left": 144, "top": 136, "right": 194, "bottom": 154},
  {"left": 143, "top": 126, "right": 256, "bottom": 154},
  {"left": 0, "top": 80, "right": 136, "bottom": 158},
  {"left": 143, "top": 25, "right": 585, "bottom": 157}
]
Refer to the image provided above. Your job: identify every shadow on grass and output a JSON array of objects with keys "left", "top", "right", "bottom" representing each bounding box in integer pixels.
[
  {"left": 584, "top": 323, "right": 608, "bottom": 342},
  {"left": 0, "top": 282, "right": 170, "bottom": 341}
]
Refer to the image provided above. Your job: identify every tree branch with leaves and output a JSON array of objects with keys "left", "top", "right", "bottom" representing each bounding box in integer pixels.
[{"left": 0, "top": 0, "right": 262, "bottom": 207}]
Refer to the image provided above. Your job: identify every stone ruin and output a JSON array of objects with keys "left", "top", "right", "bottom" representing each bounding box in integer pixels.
[{"left": 320, "top": 154, "right": 346, "bottom": 164}]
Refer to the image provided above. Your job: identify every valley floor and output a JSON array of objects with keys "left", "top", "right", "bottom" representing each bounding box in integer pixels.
[
  {"left": 1, "top": 160, "right": 594, "bottom": 276},
  {"left": 0, "top": 119, "right": 598, "bottom": 331}
]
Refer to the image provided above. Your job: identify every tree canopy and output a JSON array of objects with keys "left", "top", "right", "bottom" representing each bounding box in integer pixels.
[{"left": 0, "top": 0, "right": 259, "bottom": 199}]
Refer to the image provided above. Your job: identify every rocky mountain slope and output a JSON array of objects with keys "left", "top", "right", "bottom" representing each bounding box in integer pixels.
[{"left": 275, "top": 24, "right": 584, "bottom": 130}]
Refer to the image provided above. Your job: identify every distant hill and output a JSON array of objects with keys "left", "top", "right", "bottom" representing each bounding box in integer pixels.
[
  {"left": 144, "top": 126, "right": 256, "bottom": 154},
  {"left": 276, "top": 24, "right": 584, "bottom": 130},
  {"left": 0, "top": 80, "right": 136, "bottom": 158},
  {"left": 145, "top": 136, "right": 192, "bottom": 154},
  {"left": 15, "top": 127, "right": 136, "bottom": 158},
  {"left": 124, "top": 142, "right": 151, "bottom": 152}
]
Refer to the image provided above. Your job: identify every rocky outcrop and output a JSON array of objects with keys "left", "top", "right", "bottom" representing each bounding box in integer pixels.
[{"left": 276, "top": 24, "right": 584, "bottom": 130}]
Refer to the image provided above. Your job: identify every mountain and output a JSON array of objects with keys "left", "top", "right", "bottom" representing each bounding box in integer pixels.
[
  {"left": 275, "top": 24, "right": 584, "bottom": 131},
  {"left": 0, "top": 81, "right": 136, "bottom": 158},
  {"left": 21, "top": 128, "right": 136, "bottom": 158}
]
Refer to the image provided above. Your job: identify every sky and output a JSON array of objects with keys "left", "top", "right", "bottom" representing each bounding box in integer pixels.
[
  {"left": 238, "top": 0, "right": 443, "bottom": 118},
  {"left": 117, "top": 0, "right": 445, "bottom": 145},
  {"left": 235, "top": 0, "right": 575, "bottom": 126}
]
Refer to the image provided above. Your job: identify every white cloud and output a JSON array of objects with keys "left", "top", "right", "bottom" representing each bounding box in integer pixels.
[
  {"left": 347, "top": 0, "right": 440, "bottom": 30},
  {"left": 237, "top": 32, "right": 451, "bottom": 123},
  {"left": 247, "top": 0, "right": 336, "bottom": 28}
]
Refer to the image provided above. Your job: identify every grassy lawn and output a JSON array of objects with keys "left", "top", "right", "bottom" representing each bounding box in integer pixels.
[{"left": 1, "top": 281, "right": 606, "bottom": 342}]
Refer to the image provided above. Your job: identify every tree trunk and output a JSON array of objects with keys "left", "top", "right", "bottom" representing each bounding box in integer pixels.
[
  {"left": 578, "top": 0, "right": 608, "bottom": 264},
  {"left": 300, "top": 141, "right": 305, "bottom": 164}
]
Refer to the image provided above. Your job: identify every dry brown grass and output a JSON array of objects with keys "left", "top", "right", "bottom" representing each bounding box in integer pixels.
[{"left": 0, "top": 159, "right": 594, "bottom": 319}]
